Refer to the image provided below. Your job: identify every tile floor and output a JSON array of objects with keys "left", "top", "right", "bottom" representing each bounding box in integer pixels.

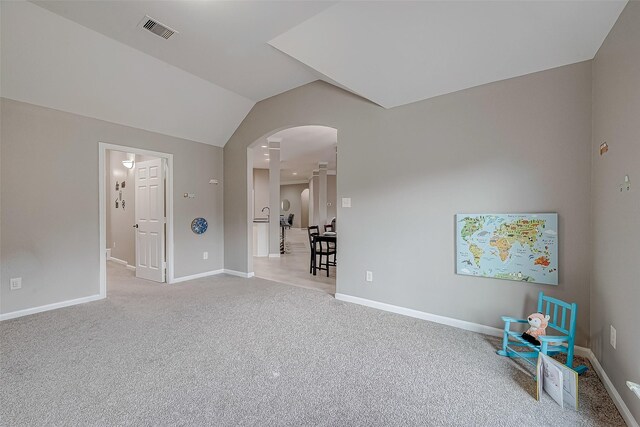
[{"left": 252, "top": 228, "right": 336, "bottom": 294}]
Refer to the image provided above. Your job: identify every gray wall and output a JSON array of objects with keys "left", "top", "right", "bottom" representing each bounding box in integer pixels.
[
  {"left": 224, "top": 64, "right": 593, "bottom": 344},
  {"left": 1, "top": 98, "right": 224, "bottom": 314},
  {"left": 310, "top": 175, "right": 319, "bottom": 226},
  {"left": 253, "top": 168, "right": 269, "bottom": 219},
  {"left": 308, "top": 175, "right": 336, "bottom": 227},
  {"left": 327, "top": 174, "right": 337, "bottom": 223},
  {"left": 591, "top": 1, "right": 640, "bottom": 421},
  {"left": 301, "top": 188, "right": 309, "bottom": 229},
  {"left": 280, "top": 183, "right": 308, "bottom": 228}
]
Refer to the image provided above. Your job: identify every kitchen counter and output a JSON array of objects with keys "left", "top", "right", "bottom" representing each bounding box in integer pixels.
[{"left": 253, "top": 220, "right": 269, "bottom": 257}]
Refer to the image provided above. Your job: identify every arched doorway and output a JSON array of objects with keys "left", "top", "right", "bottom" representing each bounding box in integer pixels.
[{"left": 247, "top": 125, "right": 338, "bottom": 293}]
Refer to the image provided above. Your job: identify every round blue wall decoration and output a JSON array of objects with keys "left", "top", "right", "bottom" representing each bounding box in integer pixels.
[{"left": 191, "top": 218, "right": 208, "bottom": 235}]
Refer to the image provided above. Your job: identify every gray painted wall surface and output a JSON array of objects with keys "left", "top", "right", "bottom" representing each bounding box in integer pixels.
[
  {"left": 253, "top": 168, "right": 269, "bottom": 219},
  {"left": 1, "top": 98, "right": 224, "bottom": 314},
  {"left": 107, "top": 150, "right": 136, "bottom": 265},
  {"left": 224, "top": 64, "right": 593, "bottom": 344},
  {"left": 591, "top": 1, "right": 640, "bottom": 420},
  {"left": 311, "top": 175, "right": 319, "bottom": 226},
  {"left": 327, "top": 175, "right": 337, "bottom": 223}
]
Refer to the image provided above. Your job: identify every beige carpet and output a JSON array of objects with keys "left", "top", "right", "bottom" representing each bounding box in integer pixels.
[{"left": 0, "top": 262, "right": 625, "bottom": 426}]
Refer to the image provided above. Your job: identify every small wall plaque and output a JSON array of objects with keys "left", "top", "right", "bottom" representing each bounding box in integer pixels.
[{"left": 191, "top": 217, "right": 208, "bottom": 235}]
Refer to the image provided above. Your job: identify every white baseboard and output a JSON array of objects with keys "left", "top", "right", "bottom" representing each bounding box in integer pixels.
[
  {"left": 223, "top": 269, "right": 255, "bottom": 278},
  {"left": 585, "top": 349, "right": 639, "bottom": 427},
  {"left": 268, "top": 253, "right": 281, "bottom": 258},
  {"left": 0, "top": 294, "right": 104, "bottom": 321},
  {"left": 108, "top": 256, "right": 127, "bottom": 265},
  {"left": 334, "top": 293, "right": 638, "bottom": 427},
  {"left": 335, "top": 293, "right": 504, "bottom": 337},
  {"left": 169, "top": 269, "right": 256, "bottom": 282},
  {"left": 107, "top": 256, "right": 135, "bottom": 271},
  {"left": 171, "top": 269, "right": 224, "bottom": 284}
]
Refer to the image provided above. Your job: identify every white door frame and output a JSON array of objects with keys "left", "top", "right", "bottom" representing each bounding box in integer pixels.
[{"left": 98, "top": 142, "right": 174, "bottom": 297}]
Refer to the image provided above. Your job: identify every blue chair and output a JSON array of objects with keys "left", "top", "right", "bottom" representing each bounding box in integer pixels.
[{"left": 497, "top": 291, "right": 588, "bottom": 374}]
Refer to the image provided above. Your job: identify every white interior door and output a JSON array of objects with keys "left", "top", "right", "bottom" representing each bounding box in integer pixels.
[{"left": 135, "top": 158, "right": 165, "bottom": 282}]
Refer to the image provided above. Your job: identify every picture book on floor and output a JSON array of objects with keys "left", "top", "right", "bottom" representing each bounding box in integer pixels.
[{"left": 536, "top": 353, "right": 579, "bottom": 410}]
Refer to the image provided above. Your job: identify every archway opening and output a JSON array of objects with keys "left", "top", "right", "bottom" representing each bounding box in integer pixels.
[{"left": 247, "top": 125, "right": 338, "bottom": 294}]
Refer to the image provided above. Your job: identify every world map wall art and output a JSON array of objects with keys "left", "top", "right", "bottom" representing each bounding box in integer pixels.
[{"left": 456, "top": 213, "right": 558, "bottom": 285}]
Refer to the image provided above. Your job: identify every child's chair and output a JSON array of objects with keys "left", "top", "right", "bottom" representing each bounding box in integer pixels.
[{"left": 497, "top": 291, "right": 588, "bottom": 374}]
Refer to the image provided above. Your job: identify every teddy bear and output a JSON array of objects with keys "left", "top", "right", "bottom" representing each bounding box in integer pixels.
[{"left": 522, "top": 312, "right": 550, "bottom": 346}]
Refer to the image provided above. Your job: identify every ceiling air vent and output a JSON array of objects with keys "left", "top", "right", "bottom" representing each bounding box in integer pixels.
[{"left": 139, "top": 15, "right": 178, "bottom": 40}]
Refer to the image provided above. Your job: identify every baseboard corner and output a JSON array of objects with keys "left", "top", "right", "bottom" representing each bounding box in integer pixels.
[{"left": 223, "top": 269, "right": 255, "bottom": 278}]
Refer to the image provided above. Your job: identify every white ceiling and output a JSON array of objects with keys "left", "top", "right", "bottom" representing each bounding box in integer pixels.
[
  {"left": 252, "top": 126, "right": 337, "bottom": 183},
  {"left": 2, "top": 1, "right": 628, "bottom": 146},
  {"left": 32, "top": 0, "right": 334, "bottom": 101},
  {"left": 270, "top": 1, "right": 627, "bottom": 108},
  {"left": 1, "top": 1, "right": 253, "bottom": 147}
]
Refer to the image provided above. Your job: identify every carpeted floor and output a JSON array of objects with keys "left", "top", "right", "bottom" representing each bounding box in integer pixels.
[{"left": 0, "top": 263, "right": 624, "bottom": 426}]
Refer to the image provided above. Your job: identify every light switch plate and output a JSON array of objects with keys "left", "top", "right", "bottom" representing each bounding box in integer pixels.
[
  {"left": 10, "top": 277, "right": 22, "bottom": 290},
  {"left": 342, "top": 198, "right": 351, "bottom": 208}
]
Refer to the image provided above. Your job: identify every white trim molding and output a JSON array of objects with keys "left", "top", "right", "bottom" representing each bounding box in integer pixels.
[
  {"left": 268, "top": 253, "right": 281, "bottom": 258},
  {"left": 106, "top": 256, "right": 136, "bottom": 271},
  {"left": 335, "top": 293, "right": 639, "bottom": 427},
  {"left": 0, "top": 294, "right": 104, "bottom": 321},
  {"left": 171, "top": 269, "right": 224, "bottom": 284},
  {"left": 223, "top": 269, "right": 255, "bottom": 278},
  {"left": 335, "top": 293, "right": 503, "bottom": 337},
  {"left": 144, "top": 268, "right": 255, "bottom": 283},
  {"left": 586, "top": 349, "right": 639, "bottom": 427}
]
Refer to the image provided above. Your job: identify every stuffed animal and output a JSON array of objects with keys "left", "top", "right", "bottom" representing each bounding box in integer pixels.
[{"left": 522, "top": 312, "right": 550, "bottom": 346}]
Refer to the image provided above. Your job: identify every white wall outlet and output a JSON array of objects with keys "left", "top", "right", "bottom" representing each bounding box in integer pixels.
[
  {"left": 342, "top": 197, "right": 351, "bottom": 208},
  {"left": 10, "top": 277, "right": 22, "bottom": 290},
  {"left": 203, "top": 251, "right": 208, "bottom": 260},
  {"left": 113, "top": 241, "right": 116, "bottom": 248},
  {"left": 610, "top": 325, "right": 617, "bottom": 349},
  {"left": 365, "top": 271, "right": 373, "bottom": 282}
]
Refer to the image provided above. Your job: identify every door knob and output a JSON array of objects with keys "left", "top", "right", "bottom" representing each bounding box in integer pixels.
[{"left": 133, "top": 224, "right": 139, "bottom": 228}]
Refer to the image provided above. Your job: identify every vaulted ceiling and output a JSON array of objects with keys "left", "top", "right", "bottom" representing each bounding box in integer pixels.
[{"left": 1, "top": 1, "right": 627, "bottom": 146}]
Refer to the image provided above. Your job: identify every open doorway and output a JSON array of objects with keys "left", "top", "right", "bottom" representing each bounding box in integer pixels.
[
  {"left": 99, "top": 143, "right": 174, "bottom": 297},
  {"left": 248, "top": 126, "right": 338, "bottom": 294}
]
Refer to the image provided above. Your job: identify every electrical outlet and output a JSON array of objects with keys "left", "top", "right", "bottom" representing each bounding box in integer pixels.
[
  {"left": 203, "top": 251, "right": 208, "bottom": 260},
  {"left": 365, "top": 271, "right": 373, "bottom": 282},
  {"left": 113, "top": 241, "right": 116, "bottom": 248},
  {"left": 610, "top": 325, "right": 617, "bottom": 349},
  {"left": 10, "top": 277, "right": 22, "bottom": 290}
]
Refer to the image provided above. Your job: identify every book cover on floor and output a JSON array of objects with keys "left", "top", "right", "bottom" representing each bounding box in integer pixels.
[{"left": 536, "top": 353, "right": 579, "bottom": 410}]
